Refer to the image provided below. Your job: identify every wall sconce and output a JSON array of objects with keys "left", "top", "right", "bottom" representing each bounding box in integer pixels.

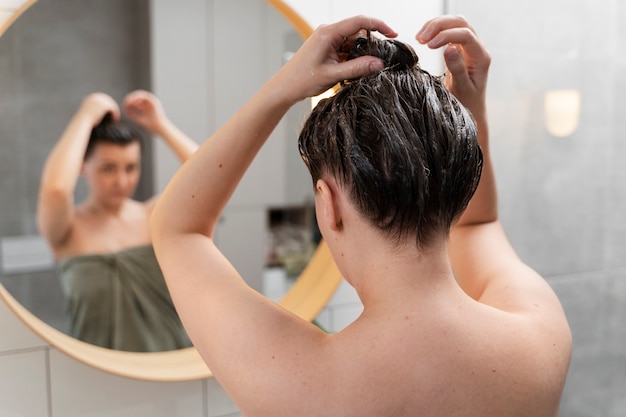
[
  {"left": 543, "top": 89, "right": 581, "bottom": 138},
  {"left": 0, "top": 0, "right": 37, "bottom": 37}
]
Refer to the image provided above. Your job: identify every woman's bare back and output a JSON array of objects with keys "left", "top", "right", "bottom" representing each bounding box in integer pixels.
[{"left": 314, "top": 286, "right": 569, "bottom": 417}]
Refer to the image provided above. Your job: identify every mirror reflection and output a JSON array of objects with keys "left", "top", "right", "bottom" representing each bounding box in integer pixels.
[
  {"left": 0, "top": 0, "right": 314, "bottom": 352},
  {"left": 37, "top": 89, "right": 197, "bottom": 352}
]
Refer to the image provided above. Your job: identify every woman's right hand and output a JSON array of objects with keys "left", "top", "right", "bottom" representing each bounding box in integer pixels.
[
  {"left": 274, "top": 15, "right": 398, "bottom": 104},
  {"left": 416, "top": 15, "right": 491, "bottom": 122},
  {"left": 77, "top": 92, "right": 120, "bottom": 126},
  {"left": 123, "top": 90, "right": 168, "bottom": 134}
]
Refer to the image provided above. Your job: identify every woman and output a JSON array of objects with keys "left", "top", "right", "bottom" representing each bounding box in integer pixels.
[
  {"left": 37, "top": 90, "right": 197, "bottom": 351},
  {"left": 151, "top": 16, "right": 571, "bottom": 417}
]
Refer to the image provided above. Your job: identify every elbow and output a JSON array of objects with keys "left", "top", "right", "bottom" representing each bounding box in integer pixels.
[
  {"left": 39, "top": 182, "right": 72, "bottom": 204},
  {"left": 148, "top": 198, "right": 187, "bottom": 246}
]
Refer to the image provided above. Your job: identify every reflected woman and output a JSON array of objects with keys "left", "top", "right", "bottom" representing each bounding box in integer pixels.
[{"left": 37, "top": 90, "right": 197, "bottom": 352}]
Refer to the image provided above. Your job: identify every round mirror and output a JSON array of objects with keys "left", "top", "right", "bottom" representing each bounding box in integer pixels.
[{"left": 0, "top": 0, "right": 342, "bottom": 381}]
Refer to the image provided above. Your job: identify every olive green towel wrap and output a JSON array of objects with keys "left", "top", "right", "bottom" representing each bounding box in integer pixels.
[{"left": 58, "top": 245, "right": 191, "bottom": 352}]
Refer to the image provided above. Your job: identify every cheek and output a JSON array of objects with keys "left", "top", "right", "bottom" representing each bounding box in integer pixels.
[
  {"left": 82, "top": 167, "right": 101, "bottom": 184},
  {"left": 129, "top": 169, "right": 142, "bottom": 184},
  {"left": 96, "top": 173, "right": 115, "bottom": 188}
]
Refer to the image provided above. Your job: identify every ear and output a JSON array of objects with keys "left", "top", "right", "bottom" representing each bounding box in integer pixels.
[{"left": 315, "top": 178, "right": 343, "bottom": 232}]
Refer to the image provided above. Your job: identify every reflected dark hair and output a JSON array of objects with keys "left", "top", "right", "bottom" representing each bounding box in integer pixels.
[
  {"left": 84, "top": 113, "right": 143, "bottom": 161},
  {"left": 298, "top": 34, "right": 483, "bottom": 247}
]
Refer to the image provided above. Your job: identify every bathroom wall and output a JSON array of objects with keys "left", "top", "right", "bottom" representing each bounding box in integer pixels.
[
  {"left": 446, "top": 0, "right": 626, "bottom": 415},
  {"left": 2, "top": 0, "right": 625, "bottom": 416}
]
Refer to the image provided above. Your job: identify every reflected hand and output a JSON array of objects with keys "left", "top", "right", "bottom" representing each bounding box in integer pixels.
[
  {"left": 416, "top": 15, "right": 491, "bottom": 120},
  {"left": 79, "top": 92, "right": 120, "bottom": 126},
  {"left": 123, "top": 89, "right": 167, "bottom": 133},
  {"left": 277, "top": 15, "right": 398, "bottom": 103}
]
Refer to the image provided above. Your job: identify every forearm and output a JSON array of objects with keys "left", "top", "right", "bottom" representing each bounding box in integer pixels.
[
  {"left": 454, "top": 110, "right": 498, "bottom": 227},
  {"left": 153, "top": 118, "right": 199, "bottom": 163},
  {"left": 37, "top": 113, "right": 93, "bottom": 245},
  {"left": 40, "top": 113, "right": 92, "bottom": 193}
]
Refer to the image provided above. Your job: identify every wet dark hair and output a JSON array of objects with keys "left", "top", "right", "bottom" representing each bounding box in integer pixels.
[
  {"left": 84, "top": 113, "right": 143, "bottom": 161},
  {"left": 298, "top": 34, "right": 483, "bottom": 247}
]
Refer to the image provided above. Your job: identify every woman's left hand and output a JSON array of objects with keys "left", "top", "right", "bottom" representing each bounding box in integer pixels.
[{"left": 123, "top": 89, "right": 167, "bottom": 133}]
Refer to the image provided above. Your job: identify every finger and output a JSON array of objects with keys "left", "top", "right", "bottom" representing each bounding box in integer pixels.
[
  {"left": 443, "top": 44, "right": 472, "bottom": 87},
  {"left": 416, "top": 15, "right": 474, "bottom": 44},
  {"left": 123, "top": 90, "right": 149, "bottom": 108},
  {"left": 326, "top": 55, "right": 385, "bottom": 84},
  {"left": 104, "top": 97, "right": 121, "bottom": 120},
  {"left": 325, "top": 15, "right": 398, "bottom": 44},
  {"left": 122, "top": 100, "right": 137, "bottom": 115},
  {"left": 108, "top": 106, "right": 122, "bottom": 121},
  {"left": 424, "top": 27, "right": 490, "bottom": 68},
  {"left": 124, "top": 95, "right": 147, "bottom": 112}
]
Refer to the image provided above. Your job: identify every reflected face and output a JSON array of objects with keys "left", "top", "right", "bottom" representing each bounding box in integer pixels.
[{"left": 82, "top": 142, "right": 142, "bottom": 207}]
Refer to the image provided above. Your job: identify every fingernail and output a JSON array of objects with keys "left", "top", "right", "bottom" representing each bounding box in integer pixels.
[
  {"left": 446, "top": 45, "right": 461, "bottom": 60},
  {"left": 416, "top": 29, "right": 431, "bottom": 43}
]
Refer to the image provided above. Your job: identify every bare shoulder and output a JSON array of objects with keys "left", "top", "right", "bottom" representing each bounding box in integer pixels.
[
  {"left": 311, "top": 299, "right": 571, "bottom": 417},
  {"left": 450, "top": 220, "right": 570, "bottom": 328},
  {"left": 448, "top": 219, "right": 572, "bottom": 415},
  {"left": 467, "top": 295, "right": 572, "bottom": 417},
  {"left": 128, "top": 198, "right": 153, "bottom": 215}
]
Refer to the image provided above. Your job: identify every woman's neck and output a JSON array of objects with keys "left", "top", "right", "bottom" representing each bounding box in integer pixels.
[{"left": 345, "top": 232, "right": 460, "bottom": 308}]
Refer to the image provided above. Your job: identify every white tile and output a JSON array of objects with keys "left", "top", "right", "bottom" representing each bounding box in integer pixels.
[
  {"left": 329, "top": 303, "right": 364, "bottom": 333},
  {"left": 314, "top": 308, "right": 332, "bottom": 333},
  {"left": 0, "top": 296, "right": 48, "bottom": 352},
  {"left": 49, "top": 350, "right": 205, "bottom": 417},
  {"left": 0, "top": 349, "right": 49, "bottom": 417},
  {"left": 263, "top": 267, "right": 290, "bottom": 302},
  {"left": 326, "top": 279, "right": 360, "bottom": 307},
  {"left": 317, "top": 281, "right": 362, "bottom": 332}
]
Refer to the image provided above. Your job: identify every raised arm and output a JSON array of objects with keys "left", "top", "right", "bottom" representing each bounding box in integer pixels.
[
  {"left": 37, "top": 93, "right": 119, "bottom": 251},
  {"left": 418, "top": 17, "right": 566, "bottom": 318},
  {"left": 150, "top": 16, "right": 396, "bottom": 415},
  {"left": 418, "top": 16, "right": 495, "bottom": 227},
  {"left": 123, "top": 89, "right": 199, "bottom": 163}
]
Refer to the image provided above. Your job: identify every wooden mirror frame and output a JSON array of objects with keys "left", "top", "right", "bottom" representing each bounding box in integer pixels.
[{"left": 0, "top": 0, "right": 342, "bottom": 382}]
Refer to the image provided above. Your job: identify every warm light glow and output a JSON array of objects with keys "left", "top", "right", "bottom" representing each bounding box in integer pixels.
[
  {"left": 544, "top": 89, "right": 581, "bottom": 138},
  {"left": 311, "top": 87, "right": 336, "bottom": 109},
  {"left": 0, "top": 0, "right": 36, "bottom": 37}
]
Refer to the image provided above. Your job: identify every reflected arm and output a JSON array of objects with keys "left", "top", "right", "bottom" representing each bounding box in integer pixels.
[
  {"left": 37, "top": 93, "right": 119, "bottom": 250},
  {"left": 123, "top": 89, "right": 199, "bottom": 163},
  {"left": 123, "top": 90, "right": 199, "bottom": 210}
]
